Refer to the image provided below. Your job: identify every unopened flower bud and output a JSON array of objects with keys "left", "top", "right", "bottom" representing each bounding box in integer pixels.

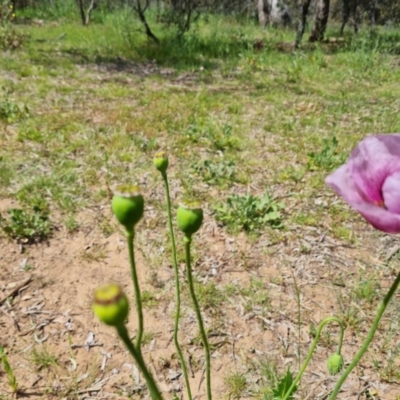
[
  {"left": 111, "top": 185, "right": 144, "bottom": 232},
  {"left": 153, "top": 151, "right": 169, "bottom": 173},
  {"left": 177, "top": 201, "right": 203, "bottom": 237},
  {"left": 327, "top": 352, "right": 344, "bottom": 376},
  {"left": 92, "top": 283, "right": 129, "bottom": 327}
]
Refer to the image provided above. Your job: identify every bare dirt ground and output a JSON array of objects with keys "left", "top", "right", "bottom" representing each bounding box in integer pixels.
[{"left": 1, "top": 190, "right": 400, "bottom": 399}]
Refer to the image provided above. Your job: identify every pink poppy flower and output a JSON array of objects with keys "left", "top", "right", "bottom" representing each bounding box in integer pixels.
[{"left": 326, "top": 134, "right": 400, "bottom": 233}]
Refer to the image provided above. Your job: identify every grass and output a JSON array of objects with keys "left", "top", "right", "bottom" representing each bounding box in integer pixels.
[
  {"left": 307, "top": 136, "right": 346, "bottom": 172},
  {"left": 30, "top": 346, "right": 58, "bottom": 370},
  {"left": 224, "top": 372, "right": 247, "bottom": 399},
  {"left": 0, "top": 347, "right": 18, "bottom": 394},
  {"left": 195, "top": 281, "right": 226, "bottom": 311},
  {"left": 191, "top": 158, "right": 242, "bottom": 188},
  {"left": 213, "top": 192, "right": 285, "bottom": 233},
  {"left": 224, "top": 278, "right": 271, "bottom": 315},
  {"left": 0, "top": 204, "right": 52, "bottom": 243},
  {"left": 141, "top": 290, "right": 159, "bottom": 308},
  {"left": 2, "top": 5, "right": 400, "bottom": 398}
]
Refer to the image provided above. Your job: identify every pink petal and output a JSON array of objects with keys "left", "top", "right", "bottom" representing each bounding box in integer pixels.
[
  {"left": 382, "top": 171, "right": 400, "bottom": 214},
  {"left": 349, "top": 135, "right": 400, "bottom": 204},
  {"left": 326, "top": 134, "right": 400, "bottom": 234},
  {"left": 326, "top": 164, "right": 365, "bottom": 204},
  {"left": 326, "top": 167, "right": 400, "bottom": 233},
  {"left": 353, "top": 202, "right": 400, "bottom": 233}
]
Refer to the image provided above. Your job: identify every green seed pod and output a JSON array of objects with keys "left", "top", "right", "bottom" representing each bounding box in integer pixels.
[
  {"left": 153, "top": 151, "right": 169, "bottom": 173},
  {"left": 327, "top": 352, "right": 344, "bottom": 376},
  {"left": 177, "top": 201, "right": 203, "bottom": 237},
  {"left": 112, "top": 185, "right": 144, "bottom": 231},
  {"left": 92, "top": 283, "right": 129, "bottom": 327}
]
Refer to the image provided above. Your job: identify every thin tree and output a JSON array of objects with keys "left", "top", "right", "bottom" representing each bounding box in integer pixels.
[
  {"left": 295, "top": 0, "right": 313, "bottom": 48},
  {"left": 76, "top": 0, "right": 96, "bottom": 26},
  {"left": 132, "top": 0, "right": 160, "bottom": 43},
  {"left": 257, "top": 0, "right": 269, "bottom": 28},
  {"left": 309, "top": 0, "right": 330, "bottom": 42}
]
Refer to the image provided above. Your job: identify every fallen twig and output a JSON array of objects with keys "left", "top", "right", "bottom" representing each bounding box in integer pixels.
[{"left": 0, "top": 276, "right": 33, "bottom": 305}]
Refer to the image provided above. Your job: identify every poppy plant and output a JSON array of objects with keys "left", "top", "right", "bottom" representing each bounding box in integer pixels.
[
  {"left": 326, "top": 134, "right": 400, "bottom": 233},
  {"left": 325, "top": 133, "right": 400, "bottom": 399}
]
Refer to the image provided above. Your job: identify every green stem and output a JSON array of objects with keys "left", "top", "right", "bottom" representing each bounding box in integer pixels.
[
  {"left": 116, "top": 324, "right": 163, "bottom": 400},
  {"left": 126, "top": 230, "right": 144, "bottom": 352},
  {"left": 282, "top": 317, "right": 345, "bottom": 400},
  {"left": 184, "top": 235, "right": 212, "bottom": 400},
  {"left": 161, "top": 172, "right": 193, "bottom": 400},
  {"left": 329, "top": 271, "right": 400, "bottom": 400}
]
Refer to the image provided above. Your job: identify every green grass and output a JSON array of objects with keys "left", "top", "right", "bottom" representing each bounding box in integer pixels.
[
  {"left": 224, "top": 278, "right": 271, "bottom": 315},
  {"left": 0, "top": 204, "right": 52, "bottom": 243},
  {"left": 0, "top": 347, "right": 18, "bottom": 394},
  {"left": 224, "top": 372, "right": 247, "bottom": 399},
  {"left": 214, "top": 192, "right": 285, "bottom": 233},
  {"left": 195, "top": 281, "right": 226, "bottom": 311},
  {"left": 30, "top": 346, "right": 58, "bottom": 370},
  {"left": 2, "top": 7, "right": 400, "bottom": 397}
]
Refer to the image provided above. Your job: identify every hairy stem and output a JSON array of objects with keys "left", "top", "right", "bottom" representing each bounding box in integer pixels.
[
  {"left": 116, "top": 324, "right": 163, "bottom": 400},
  {"left": 329, "top": 271, "right": 400, "bottom": 399},
  {"left": 283, "top": 316, "right": 345, "bottom": 400},
  {"left": 184, "top": 235, "right": 212, "bottom": 400},
  {"left": 161, "top": 171, "right": 193, "bottom": 400},
  {"left": 126, "top": 231, "right": 144, "bottom": 352}
]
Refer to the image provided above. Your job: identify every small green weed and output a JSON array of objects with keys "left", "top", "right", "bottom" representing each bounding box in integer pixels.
[
  {"left": 271, "top": 370, "right": 297, "bottom": 400},
  {"left": 0, "top": 25, "right": 24, "bottom": 50},
  {"left": 0, "top": 1, "right": 25, "bottom": 50},
  {"left": 0, "top": 206, "right": 52, "bottom": 243},
  {"left": 130, "top": 134, "right": 158, "bottom": 153},
  {"left": 337, "top": 294, "right": 363, "bottom": 331},
  {"left": 214, "top": 192, "right": 284, "bottom": 233},
  {"left": 224, "top": 372, "right": 247, "bottom": 399},
  {"left": 195, "top": 281, "right": 225, "bottom": 311},
  {"left": 0, "top": 89, "right": 29, "bottom": 123},
  {"left": 373, "top": 343, "right": 400, "bottom": 382},
  {"left": 258, "top": 362, "right": 278, "bottom": 398},
  {"left": 309, "top": 321, "right": 335, "bottom": 348},
  {"left": 191, "top": 159, "right": 236, "bottom": 187},
  {"left": 286, "top": 59, "right": 303, "bottom": 83},
  {"left": 278, "top": 165, "right": 305, "bottom": 184},
  {"left": 307, "top": 136, "right": 346, "bottom": 172},
  {"left": 141, "top": 331, "right": 156, "bottom": 345},
  {"left": 30, "top": 346, "right": 58, "bottom": 370},
  {"left": 0, "top": 0, "right": 13, "bottom": 23},
  {"left": 64, "top": 215, "right": 80, "bottom": 233},
  {"left": 81, "top": 244, "right": 107, "bottom": 262},
  {"left": 16, "top": 173, "right": 82, "bottom": 214},
  {"left": 186, "top": 122, "right": 239, "bottom": 151},
  {"left": 333, "top": 225, "right": 354, "bottom": 243},
  {"left": 225, "top": 278, "right": 271, "bottom": 314},
  {"left": 0, "top": 346, "right": 18, "bottom": 394},
  {"left": 141, "top": 290, "right": 158, "bottom": 308},
  {"left": 293, "top": 212, "right": 318, "bottom": 227},
  {"left": 351, "top": 277, "right": 380, "bottom": 305},
  {"left": 22, "top": 262, "right": 34, "bottom": 272},
  {"left": 0, "top": 158, "right": 14, "bottom": 187},
  {"left": 241, "top": 278, "right": 271, "bottom": 313}
]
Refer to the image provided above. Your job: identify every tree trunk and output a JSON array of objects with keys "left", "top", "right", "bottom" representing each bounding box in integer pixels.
[
  {"left": 77, "top": 0, "right": 86, "bottom": 25},
  {"left": 340, "top": 0, "right": 351, "bottom": 34},
  {"left": 257, "top": 0, "right": 268, "bottom": 28},
  {"left": 85, "top": 0, "right": 95, "bottom": 25},
  {"left": 309, "top": 0, "right": 330, "bottom": 42},
  {"left": 295, "top": 0, "right": 312, "bottom": 48},
  {"left": 76, "top": 0, "right": 95, "bottom": 26},
  {"left": 134, "top": 0, "right": 160, "bottom": 43}
]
